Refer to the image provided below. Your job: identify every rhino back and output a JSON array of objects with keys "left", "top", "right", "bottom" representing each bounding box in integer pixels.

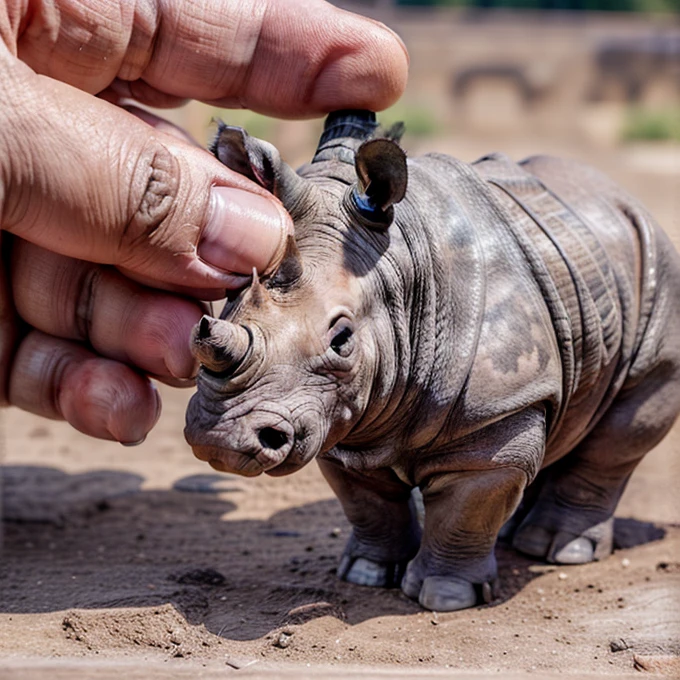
[{"left": 472, "top": 153, "right": 668, "bottom": 462}]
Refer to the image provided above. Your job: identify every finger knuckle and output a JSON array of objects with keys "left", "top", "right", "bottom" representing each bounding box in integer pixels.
[
  {"left": 123, "top": 139, "right": 180, "bottom": 252},
  {"left": 74, "top": 266, "right": 102, "bottom": 342}
]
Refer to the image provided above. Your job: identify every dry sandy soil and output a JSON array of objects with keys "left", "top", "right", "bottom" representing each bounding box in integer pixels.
[{"left": 0, "top": 134, "right": 678, "bottom": 679}]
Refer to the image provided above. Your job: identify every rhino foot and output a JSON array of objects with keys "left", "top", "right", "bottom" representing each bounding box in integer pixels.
[
  {"left": 400, "top": 554, "right": 497, "bottom": 612},
  {"left": 338, "top": 555, "right": 408, "bottom": 588},
  {"left": 401, "top": 570, "right": 495, "bottom": 611},
  {"left": 512, "top": 517, "right": 614, "bottom": 564}
]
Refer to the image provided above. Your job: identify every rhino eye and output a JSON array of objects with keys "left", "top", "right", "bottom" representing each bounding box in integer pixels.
[{"left": 330, "top": 325, "right": 354, "bottom": 357}]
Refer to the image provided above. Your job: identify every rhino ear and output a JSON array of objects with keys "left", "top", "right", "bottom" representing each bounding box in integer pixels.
[
  {"left": 210, "top": 120, "right": 276, "bottom": 193},
  {"left": 210, "top": 119, "right": 309, "bottom": 216},
  {"left": 352, "top": 139, "right": 407, "bottom": 229}
]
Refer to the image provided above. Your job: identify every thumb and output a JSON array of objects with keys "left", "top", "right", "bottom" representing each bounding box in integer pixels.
[{"left": 0, "top": 54, "right": 291, "bottom": 292}]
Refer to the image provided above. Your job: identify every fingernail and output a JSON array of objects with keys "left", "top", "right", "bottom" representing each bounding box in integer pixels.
[
  {"left": 152, "top": 382, "right": 162, "bottom": 421},
  {"left": 118, "top": 385, "right": 160, "bottom": 446},
  {"left": 121, "top": 435, "right": 147, "bottom": 447},
  {"left": 199, "top": 187, "right": 289, "bottom": 277}
]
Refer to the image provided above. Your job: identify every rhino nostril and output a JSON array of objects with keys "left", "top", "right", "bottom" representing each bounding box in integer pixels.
[{"left": 258, "top": 427, "right": 290, "bottom": 451}]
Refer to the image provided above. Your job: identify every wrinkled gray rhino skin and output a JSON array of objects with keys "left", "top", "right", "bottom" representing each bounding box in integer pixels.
[{"left": 185, "top": 111, "right": 680, "bottom": 612}]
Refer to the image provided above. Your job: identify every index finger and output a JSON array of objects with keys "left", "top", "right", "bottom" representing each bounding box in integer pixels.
[{"left": 11, "top": 0, "right": 409, "bottom": 117}]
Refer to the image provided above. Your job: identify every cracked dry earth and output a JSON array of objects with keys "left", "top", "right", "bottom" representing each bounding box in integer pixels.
[{"left": 1, "top": 138, "right": 679, "bottom": 680}]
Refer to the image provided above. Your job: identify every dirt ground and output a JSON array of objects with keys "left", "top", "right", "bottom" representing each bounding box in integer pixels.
[{"left": 1, "top": 131, "right": 679, "bottom": 679}]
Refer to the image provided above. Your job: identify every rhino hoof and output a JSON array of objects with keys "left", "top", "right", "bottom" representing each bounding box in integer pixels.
[
  {"left": 338, "top": 556, "right": 406, "bottom": 588},
  {"left": 419, "top": 576, "right": 477, "bottom": 611},
  {"left": 550, "top": 534, "right": 595, "bottom": 564},
  {"left": 403, "top": 574, "right": 491, "bottom": 612},
  {"left": 513, "top": 519, "right": 613, "bottom": 564}
]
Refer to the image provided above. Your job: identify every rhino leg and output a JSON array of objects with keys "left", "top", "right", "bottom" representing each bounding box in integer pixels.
[
  {"left": 400, "top": 466, "right": 527, "bottom": 611},
  {"left": 399, "top": 407, "right": 547, "bottom": 611},
  {"left": 513, "top": 359, "right": 680, "bottom": 564},
  {"left": 318, "top": 457, "right": 421, "bottom": 588}
]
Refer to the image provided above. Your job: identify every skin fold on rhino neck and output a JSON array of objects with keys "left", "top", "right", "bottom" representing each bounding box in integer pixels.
[{"left": 330, "top": 162, "right": 486, "bottom": 466}]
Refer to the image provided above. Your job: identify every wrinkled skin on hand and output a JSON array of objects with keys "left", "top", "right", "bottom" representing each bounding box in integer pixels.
[
  {"left": 185, "top": 111, "right": 680, "bottom": 611},
  {"left": 0, "top": 1, "right": 408, "bottom": 442}
]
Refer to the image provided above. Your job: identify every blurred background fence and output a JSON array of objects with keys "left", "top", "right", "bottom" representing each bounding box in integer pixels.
[{"left": 162, "top": 2, "right": 679, "bottom": 166}]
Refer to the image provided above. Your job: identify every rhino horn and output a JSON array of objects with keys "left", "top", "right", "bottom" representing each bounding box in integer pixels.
[
  {"left": 192, "top": 316, "right": 251, "bottom": 374},
  {"left": 247, "top": 267, "right": 269, "bottom": 307}
]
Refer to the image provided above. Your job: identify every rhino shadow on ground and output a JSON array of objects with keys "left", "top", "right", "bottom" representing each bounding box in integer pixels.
[{"left": 0, "top": 465, "right": 668, "bottom": 642}]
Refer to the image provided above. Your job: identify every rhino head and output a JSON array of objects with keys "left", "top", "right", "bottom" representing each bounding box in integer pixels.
[{"left": 184, "top": 111, "right": 408, "bottom": 477}]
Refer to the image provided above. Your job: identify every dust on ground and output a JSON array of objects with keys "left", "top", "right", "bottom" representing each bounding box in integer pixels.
[{"left": 1, "top": 134, "right": 678, "bottom": 679}]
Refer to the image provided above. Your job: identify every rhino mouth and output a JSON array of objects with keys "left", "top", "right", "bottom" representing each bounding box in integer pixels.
[
  {"left": 185, "top": 408, "right": 323, "bottom": 478},
  {"left": 184, "top": 388, "right": 333, "bottom": 477},
  {"left": 195, "top": 446, "right": 292, "bottom": 478}
]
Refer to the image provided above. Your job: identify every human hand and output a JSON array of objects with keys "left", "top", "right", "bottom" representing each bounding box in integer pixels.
[{"left": 0, "top": 0, "right": 408, "bottom": 443}]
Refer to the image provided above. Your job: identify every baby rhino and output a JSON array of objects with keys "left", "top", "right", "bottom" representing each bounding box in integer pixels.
[{"left": 185, "top": 111, "right": 680, "bottom": 612}]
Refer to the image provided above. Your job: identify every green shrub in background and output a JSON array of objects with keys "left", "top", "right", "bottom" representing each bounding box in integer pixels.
[
  {"left": 622, "top": 107, "right": 680, "bottom": 142},
  {"left": 210, "top": 105, "right": 439, "bottom": 144},
  {"left": 380, "top": 104, "right": 440, "bottom": 138}
]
